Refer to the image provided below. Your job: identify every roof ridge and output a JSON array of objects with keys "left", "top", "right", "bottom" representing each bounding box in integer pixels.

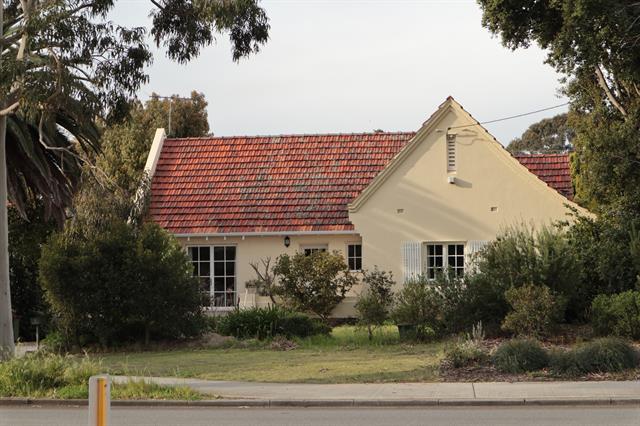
[{"left": 166, "top": 131, "right": 417, "bottom": 141}]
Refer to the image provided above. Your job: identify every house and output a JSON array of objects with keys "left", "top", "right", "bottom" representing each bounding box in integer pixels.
[{"left": 144, "top": 97, "right": 584, "bottom": 316}]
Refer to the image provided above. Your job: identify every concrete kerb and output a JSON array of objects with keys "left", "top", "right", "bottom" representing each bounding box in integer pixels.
[{"left": 2, "top": 397, "right": 639, "bottom": 408}]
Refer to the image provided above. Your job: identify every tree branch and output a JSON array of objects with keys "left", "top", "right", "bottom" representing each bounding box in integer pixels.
[
  {"left": 595, "top": 65, "right": 628, "bottom": 117},
  {"left": 0, "top": 102, "right": 19, "bottom": 116}
]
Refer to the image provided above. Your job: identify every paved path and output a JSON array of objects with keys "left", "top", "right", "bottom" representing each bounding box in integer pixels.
[
  {"left": 114, "top": 376, "right": 640, "bottom": 402},
  {"left": 3, "top": 406, "right": 640, "bottom": 426}
]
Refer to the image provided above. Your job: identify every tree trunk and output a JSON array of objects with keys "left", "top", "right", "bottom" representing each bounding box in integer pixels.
[
  {"left": 0, "top": 116, "right": 15, "bottom": 359},
  {"left": 0, "top": 1, "right": 16, "bottom": 360}
]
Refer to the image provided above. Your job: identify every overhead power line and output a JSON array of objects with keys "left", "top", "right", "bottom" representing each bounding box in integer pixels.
[{"left": 449, "top": 102, "right": 570, "bottom": 130}]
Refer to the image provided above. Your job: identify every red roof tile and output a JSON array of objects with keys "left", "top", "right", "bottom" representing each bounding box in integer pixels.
[
  {"left": 150, "top": 133, "right": 574, "bottom": 234},
  {"left": 513, "top": 153, "right": 574, "bottom": 200}
]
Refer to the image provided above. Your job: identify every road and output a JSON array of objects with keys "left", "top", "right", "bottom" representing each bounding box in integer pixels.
[{"left": 1, "top": 406, "right": 640, "bottom": 426}]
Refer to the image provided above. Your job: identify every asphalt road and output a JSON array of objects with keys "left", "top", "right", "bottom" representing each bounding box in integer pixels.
[{"left": 2, "top": 406, "right": 640, "bottom": 426}]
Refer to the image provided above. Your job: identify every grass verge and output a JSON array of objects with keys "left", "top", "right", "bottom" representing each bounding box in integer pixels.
[
  {"left": 0, "top": 353, "right": 203, "bottom": 400},
  {"left": 99, "top": 326, "right": 445, "bottom": 384}
]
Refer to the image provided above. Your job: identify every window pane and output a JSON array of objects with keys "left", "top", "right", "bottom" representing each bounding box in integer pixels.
[
  {"left": 199, "top": 277, "right": 210, "bottom": 293},
  {"left": 304, "top": 249, "right": 312, "bottom": 256},
  {"left": 457, "top": 245, "right": 464, "bottom": 255},
  {"left": 448, "top": 256, "right": 456, "bottom": 267},
  {"left": 435, "top": 245, "right": 443, "bottom": 255},
  {"left": 348, "top": 258, "right": 356, "bottom": 270},
  {"left": 428, "top": 245, "right": 435, "bottom": 256},
  {"left": 226, "top": 246, "right": 236, "bottom": 260},
  {"left": 189, "top": 247, "right": 198, "bottom": 261},
  {"left": 214, "top": 277, "right": 225, "bottom": 292},
  {"left": 199, "top": 247, "right": 210, "bottom": 260},
  {"left": 214, "top": 262, "right": 224, "bottom": 277},
  {"left": 213, "top": 246, "right": 225, "bottom": 260},
  {"left": 435, "top": 257, "right": 443, "bottom": 267},
  {"left": 226, "top": 292, "right": 236, "bottom": 307},
  {"left": 348, "top": 245, "right": 355, "bottom": 257},
  {"left": 226, "top": 261, "right": 235, "bottom": 276},
  {"left": 355, "top": 244, "right": 362, "bottom": 257},
  {"left": 213, "top": 293, "right": 225, "bottom": 307},
  {"left": 226, "top": 277, "right": 235, "bottom": 291},
  {"left": 355, "top": 257, "right": 362, "bottom": 270},
  {"left": 200, "top": 261, "right": 210, "bottom": 277}
]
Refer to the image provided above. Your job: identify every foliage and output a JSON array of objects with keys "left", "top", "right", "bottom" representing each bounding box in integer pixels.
[
  {"left": 477, "top": 0, "right": 640, "bottom": 215},
  {"left": 507, "top": 113, "right": 574, "bottom": 153},
  {"left": 391, "top": 276, "right": 444, "bottom": 341},
  {"left": 473, "top": 225, "right": 580, "bottom": 322},
  {"left": 355, "top": 268, "right": 395, "bottom": 341},
  {"left": 97, "top": 91, "right": 209, "bottom": 196},
  {"left": 39, "top": 221, "right": 206, "bottom": 347},
  {"left": 273, "top": 251, "right": 356, "bottom": 321},
  {"left": 8, "top": 203, "right": 55, "bottom": 339},
  {"left": 551, "top": 338, "right": 638, "bottom": 375},
  {"left": 216, "top": 306, "right": 329, "bottom": 340},
  {"left": 563, "top": 213, "right": 640, "bottom": 318},
  {"left": 492, "top": 339, "right": 549, "bottom": 374},
  {"left": 591, "top": 291, "right": 640, "bottom": 340},
  {"left": 443, "top": 340, "right": 489, "bottom": 369},
  {"left": 502, "top": 284, "right": 566, "bottom": 338}
]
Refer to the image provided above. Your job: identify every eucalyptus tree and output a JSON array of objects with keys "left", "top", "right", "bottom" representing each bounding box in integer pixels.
[
  {"left": 0, "top": 0, "right": 269, "bottom": 358},
  {"left": 477, "top": 1, "right": 640, "bottom": 211}
]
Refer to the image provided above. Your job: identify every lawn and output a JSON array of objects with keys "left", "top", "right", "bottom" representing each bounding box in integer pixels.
[{"left": 99, "top": 326, "right": 445, "bottom": 384}]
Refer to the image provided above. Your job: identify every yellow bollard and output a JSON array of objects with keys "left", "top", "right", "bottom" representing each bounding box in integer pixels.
[{"left": 88, "top": 375, "right": 110, "bottom": 426}]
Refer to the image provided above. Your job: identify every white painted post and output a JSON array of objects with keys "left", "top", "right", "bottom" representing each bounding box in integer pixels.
[{"left": 88, "top": 375, "right": 110, "bottom": 426}]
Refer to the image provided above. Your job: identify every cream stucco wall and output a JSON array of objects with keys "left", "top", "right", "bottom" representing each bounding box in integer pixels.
[
  {"left": 177, "top": 233, "right": 363, "bottom": 317},
  {"left": 348, "top": 99, "right": 585, "bottom": 286}
]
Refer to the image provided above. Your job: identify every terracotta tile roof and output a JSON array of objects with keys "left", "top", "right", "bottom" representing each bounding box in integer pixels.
[
  {"left": 513, "top": 153, "right": 574, "bottom": 200},
  {"left": 149, "top": 133, "right": 574, "bottom": 234},
  {"left": 149, "top": 133, "right": 415, "bottom": 234}
]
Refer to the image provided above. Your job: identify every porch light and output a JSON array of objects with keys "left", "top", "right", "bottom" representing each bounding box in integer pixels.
[{"left": 284, "top": 236, "right": 291, "bottom": 247}]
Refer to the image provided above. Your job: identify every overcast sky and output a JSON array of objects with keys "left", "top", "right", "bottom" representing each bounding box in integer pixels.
[{"left": 111, "top": 0, "right": 567, "bottom": 145}]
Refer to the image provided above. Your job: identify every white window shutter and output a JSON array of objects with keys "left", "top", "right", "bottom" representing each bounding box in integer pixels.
[
  {"left": 465, "top": 240, "right": 489, "bottom": 272},
  {"left": 402, "top": 241, "right": 422, "bottom": 283}
]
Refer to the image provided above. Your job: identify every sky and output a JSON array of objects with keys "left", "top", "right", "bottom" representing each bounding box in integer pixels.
[{"left": 111, "top": 0, "right": 567, "bottom": 145}]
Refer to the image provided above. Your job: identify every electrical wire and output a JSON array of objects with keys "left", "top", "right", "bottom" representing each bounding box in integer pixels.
[{"left": 448, "top": 102, "right": 570, "bottom": 130}]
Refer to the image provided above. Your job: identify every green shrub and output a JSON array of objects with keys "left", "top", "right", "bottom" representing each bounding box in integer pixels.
[
  {"left": 502, "top": 284, "right": 566, "bottom": 338},
  {"left": 591, "top": 291, "right": 640, "bottom": 339},
  {"left": 573, "top": 338, "right": 637, "bottom": 373},
  {"left": 564, "top": 213, "right": 640, "bottom": 320},
  {"left": 550, "top": 338, "right": 638, "bottom": 375},
  {"left": 216, "top": 306, "right": 329, "bottom": 339},
  {"left": 273, "top": 251, "right": 357, "bottom": 320},
  {"left": 40, "top": 222, "right": 206, "bottom": 347},
  {"left": 355, "top": 268, "right": 395, "bottom": 341},
  {"left": 493, "top": 339, "right": 549, "bottom": 373},
  {"left": 444, "top": 340, "right": 489, "bottom": 368},
  {"left": 473, "top": 225, "right": 579, "bottom": 323},
  {"left": 391, "top": 276, "right": 444, "bottom": 341}
]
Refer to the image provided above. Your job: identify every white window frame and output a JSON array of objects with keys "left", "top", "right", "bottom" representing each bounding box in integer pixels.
[
  {"left": 346, "top": 242, "right": 362, "bottom": 272},
  {"left": 301, "top": 244, "right": 328, "bottom": 256},
  {"left": 424, "top": 242, "right": 465, "bottom": 279},
  {"left": 187, "top": 245, "right": 238, "bottom": 309}
]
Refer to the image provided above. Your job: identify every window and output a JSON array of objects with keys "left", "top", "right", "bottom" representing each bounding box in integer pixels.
[
  {"left": 426, "top": 244, "right": 444, "bottom": 279},
  {"left": 347, "top": 244, "right": 362, "bottom": 271},
  {"left": 188, "top": 246, "right": 211, "bottom": 294},
  {"left": 303, "top": 246, "right": 327, "bottom": 256},
  {"left": 425, "top": 243, "right": 464, "bottom": 278},
  {"left": 188, "top": 245, "right": 237, "bottom": 308}
]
